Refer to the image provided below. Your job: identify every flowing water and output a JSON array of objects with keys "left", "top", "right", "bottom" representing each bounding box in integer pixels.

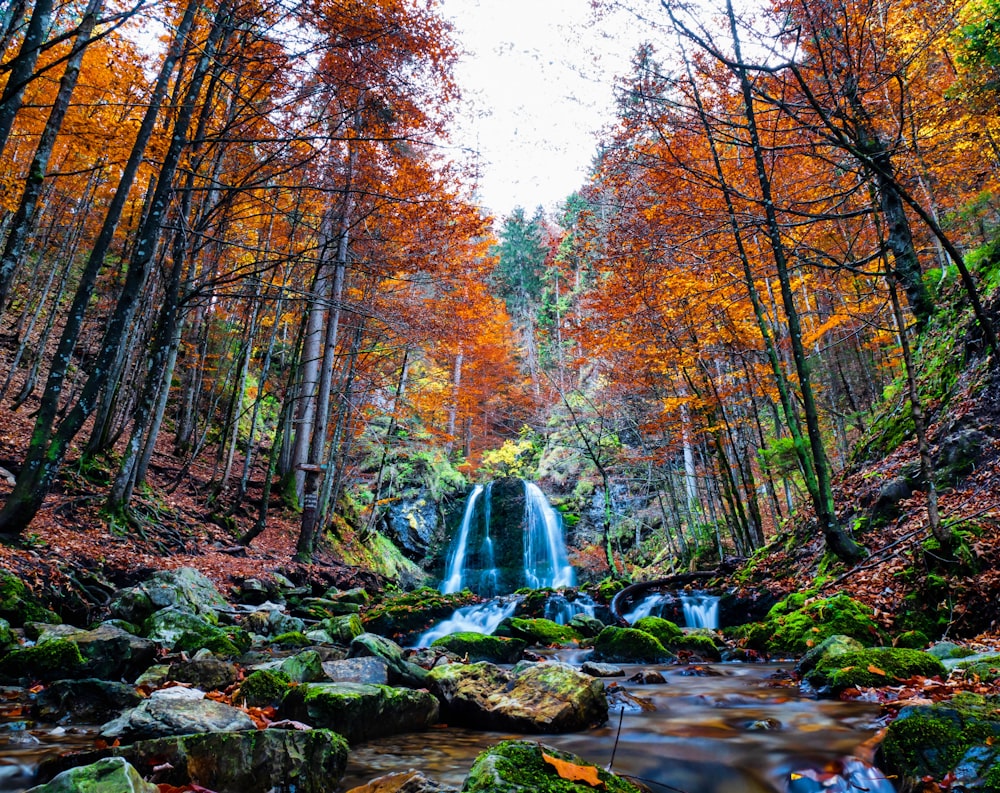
[{"left": 342, "top": 659, "right": 894, "bottom": 793}]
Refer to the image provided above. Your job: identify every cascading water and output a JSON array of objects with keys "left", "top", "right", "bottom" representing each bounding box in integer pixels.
[
  {"left": 414, "top": 598, "right": 519, "bottom": 647},
  {"left": 523, "top": 481, "right": 575, "bottom": 590},
  {"left": 440, "top": 484, "right": 484, "bottom": 594},
  {"left": 623, "top": 591, "right": 720, "bottom": 629},
  {"left": 544, "top": 593, "right": 596, "bottom": 625},
  {"left": 438, "top": 479, "right": 574, "bottom": 596}
]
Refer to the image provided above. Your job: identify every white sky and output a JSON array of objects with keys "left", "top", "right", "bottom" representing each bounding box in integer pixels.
[{"left": 436, "top": 0, "right": 661, "bottom": 219}]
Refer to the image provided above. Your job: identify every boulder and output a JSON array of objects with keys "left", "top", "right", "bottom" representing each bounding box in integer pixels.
[
  {"left": 235, "top": 669, "right": 291, "bottom": 707},
  {"left": 34, "top": 679, "right": 143, "bottom": 723},
  {"left": 168, "top": 654, "right": 241, "bottom": 691},
  {"left": 143, "top": 607, "right": 249, "bottom": 655},
  {"left": 739, "top": 593, "right": 883, "bottom": 656},
  {"left": 322, "top": 657, "right": 390, "bottom": 685},
  {"left": 110, "top": 568, "right": 227, "bottom": 624},
  {"left": 279, "top": 682, "right": 439, "bottom": 744},
  {"left": 0, "top": 639, "right": 87, "bottom": 683},
  {"left": 630, "top": 616, "right": 683, "bottom": 647},
  {"left": 580, "top": 661, "right": 625, "bottom": 678},
  {"left": 591, "top": 626, "right": 673, "bottom": 664},
  {"left": 253, "top": 649, "right": 328, "bottom": 683},
  {"left": 878, "top": 693, "right": 1000, "bottom": 789},
  {"left": 428, "top": 661, "right": 607, "bottom": 733},
  {"left": 935, "top": 429, "right": 987, "bottom": 486},
  {"left": 794, "top": 634, "right": 865, "bottom": 678},
  {"left": 36, "top": 729, "right": 348, "bottom": 793},
  {"left": 431, "top": 632, "right": 526, "bottom": 663},
  {"left": 348, "top": 633, "right": 429, "bottom": 687},
  {"left": 568, "top": 613, "right": 605, "bottom": 638},
  {"left": 494, "top": 618, "right": 581, "bottom": 646},
  {"left": 462, "top": 739, "right": 647, "bottom": 793},
  {"left": 803, "top": 647, "right": 946, "bottom": 696},
  {"left": 241, "top": 607, "right": 305, "bottom": 638},
  {"left": 25, "top": 757, "right": 157, "bottom": 793},
  {"left": 320, "top": 614, "right": 364, "bottom": 644},
  {"left": 100, "top": 688, "right": 255, "bottom": 742}
]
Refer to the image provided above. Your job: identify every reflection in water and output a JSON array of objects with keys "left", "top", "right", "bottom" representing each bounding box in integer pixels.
[{"left": 342, "top": 663, "right": 894, "bottom": 793}]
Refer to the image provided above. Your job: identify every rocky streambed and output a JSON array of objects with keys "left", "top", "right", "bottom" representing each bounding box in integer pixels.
[{"left": 1, "top": 568, "right": 999, "bottom": 792}]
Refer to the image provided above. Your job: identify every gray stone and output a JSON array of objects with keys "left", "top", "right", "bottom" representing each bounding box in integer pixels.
[
  {"left": 25, "top": 757, "right": 157, "bottom": 793},
  {"left": 110, "top": 568, "right": 227, "bottom": 624},
  {"left": 100, "top": 688, "right": 255, "bottom": 741},
  {"left": 348, "top": 633, "right": 428, "bottom": 687},
  {"left": 34, "top": 679, "right": 143, "bottom": 723},
  {"left": 580, "top": 661, "right": 625, "bottom": 677},
  {"left": 323, "top": 656, "right": 390, "bottom": 684}
]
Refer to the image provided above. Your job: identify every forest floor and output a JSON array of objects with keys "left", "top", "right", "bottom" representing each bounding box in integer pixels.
[{"left": 0, "top": 337, "right": 998, "bottom": 643}]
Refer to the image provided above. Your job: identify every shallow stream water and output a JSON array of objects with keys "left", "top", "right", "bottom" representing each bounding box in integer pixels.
[
  {"left": 342, "top": 659, "right": 894, "bottom": 793},
  {"left": 0, "top": 659, "right": 894, "bottom": 793}
]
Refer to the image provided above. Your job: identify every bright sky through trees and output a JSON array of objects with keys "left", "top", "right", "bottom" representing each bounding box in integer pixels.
[{"left": 437, "top": 0, "right": 650, "bottom": 217}]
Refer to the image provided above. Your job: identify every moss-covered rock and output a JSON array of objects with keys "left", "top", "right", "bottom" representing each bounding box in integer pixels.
[
  {"left": 591, "top": 626, "right": 673, "bottom": 664},
  {"left": 361, "top": 588, "right": 479, "bottom": 643},
  {"left": 0, "top": 638, "right": 87, "bottom": 682},
  {"left": 952, "top": 655, "right": 1000, "bottom": 684},
  {"left": 894, "top": 630, "right": 931, "bottom": 649},
  {"left": 428, "top": 661, "right": 607, "bottom": 733},
  {"left": 278, "top": 682, "right": 439, "bottom": 744},
  {"left": 110, "top": 568, "right": 227, "bottom": 624},
  {"left": 0, "top": 617, "right": 16, "bottom": 655},
  {"left": 596, "top": 578, "right": 625, "bottom": 603},
  {"left": 26, "top": 757, "right": 157, "bottom": 793},
  {"left": 319, "top": 614, "right": 363, "bottom": 644},
  {"left": 804, "top": 647, "right": 946, "bottom": 695},
  {"left": 794, "top": 634, "right": 865, "bottom": 678},
  {"left": 878, "top": 694, "right": 1000, "bottom": 789},
  {"left": 630, "top": 616, "right": 683, "bottom": 647},
  {"left": 144, "top": 607, "right": 249, "bottom": 656},
  {"left": 495, "top": 618, "right": 582, "bottom": 646},
  {"left": 568, "top": 613, "right": 604, "bottom": 638},
  {"left": 462, "top": 739, "right": 646, "bottom": 793},
  {"left": 236, "top": 669, "right": 292, "bottom": 707},
  {"left": 741, "top": 593, "right": 884, "bottom": 656},
  {"left": 101, "top": 691, "right": 256, "bottom": 742},
  {"left": 431, "top": 631, "right": 527, "bottom": 663},
  {"left": 271, "top": 631, "right": 312, "bottom": 649},
  {"left": 0, "top": 572, "right": 60, "bottom": 627},
  {"left": 671, "top": 632, "right": 722, "bottom": 661}
]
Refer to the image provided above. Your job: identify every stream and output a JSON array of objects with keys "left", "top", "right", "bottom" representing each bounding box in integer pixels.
[{"left": 341, "top": 658, "right": 894, "bottom": 793}]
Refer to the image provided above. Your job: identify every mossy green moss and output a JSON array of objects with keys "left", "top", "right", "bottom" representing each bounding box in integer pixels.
[
  {"left": 596, "top": 578, "right": 625, "bottom": 603},
  {"left": 361, "top": 588, "right": 478, "bottom": 641},
  {"left": 0, "top": 638, "right": 86, "bottom": 682},
  {"left": 236, "top": 669, "right": 291, "bottom": 707},
  {"left": 514, "top": 589, "right": 553, "bottom": 618},
  {"left": 631, "top": 617, "right": 682, "bottom": 647},
  {"left": 0, "top": 618, "right": 14, "bottom": 656},
  {"left": 954, "top": 655, "right": 1000, "bottom": 683},
  {"left": 462, "top": 739, "right": 646, "bottom": 793},
  {"left": 805, "top": 647, "right": 946, "bottom": 694},
  {"left": 591, "top": 626, "right": 672, "bottom": 664},
  {"left": 271, "top": 631, "right": 312, "bottom": 648},
  {"left": 894, "top": 630, "right": 930, "bottom": 649},
  {"left": 879, "top": 694, "right": 1000, "bottom": 785},
  {"left": 431, "top": 632, "right": 526, "bottom": 663},
  {"left": 672, "top": 633, "right": 722, "bottom": 660},
  {"left": 496, "top": 618, "right": 582, "bottom": 646},
  {"left": 0, "top": 572, "right": 60, "bottom": 626},
  {"left": 744, "top": 593, "right": 884, "bottom": 656}
]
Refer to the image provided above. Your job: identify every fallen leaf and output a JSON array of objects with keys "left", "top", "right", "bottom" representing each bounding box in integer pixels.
[
  {"left": 868, "top": 665, "right": 887, "bottom": 676},
  {"left": 542, "top": 752, "right": 605, "bottom": 789}
]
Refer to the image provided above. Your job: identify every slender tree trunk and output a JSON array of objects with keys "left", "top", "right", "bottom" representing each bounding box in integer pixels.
[{"left": 0, "top": 0, "right": 54, "bottom": 158}]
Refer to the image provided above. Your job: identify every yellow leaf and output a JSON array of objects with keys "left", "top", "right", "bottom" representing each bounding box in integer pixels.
[
  {"left": 867, "top": 664, "right": 887, "bottom": 676},
  {"left": 542, "top": 752, "right": 606, "bottom": 789}
]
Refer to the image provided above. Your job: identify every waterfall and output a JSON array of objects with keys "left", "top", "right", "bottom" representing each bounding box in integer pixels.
[
  {"left": 680, "top": 591, "right": 719, "bottom": 630},
  {"left": 523, "top": 481, "right": 575, "bottom": 589},
  {"left": 414, "top": 598, "right": 519, "bottom": 647},
  {"left": 440, "top": 484, "right": 484, "bottom": 594},
  {"left": 438, "top": 479, "right": 574, "bottom": 596},
  {"left": 623, "top": 591, "right": 720, "bottom": 630},
  {"left": 544, "top": 593, "right": 596, "bottom": 625}
]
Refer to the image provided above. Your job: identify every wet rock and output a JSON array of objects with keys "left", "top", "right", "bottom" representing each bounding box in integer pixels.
[
  {"left": 320, "top": 614, "right": 364, "bottom": 644},
  {"left": 24, "top": 622, "right": 155, "bottom": 682},
  {"left": 627, "top": 670, "right": 666, "bottom": 685},
  {"left": 254, "top": 649, "right": 328, "bottom": 683},
  {"left": 236, "top": 669, "right": 291, "bottom": 707},
  {"left": 568, "top": 613, "right": 605, "bottom": 638},
  {"left": 322, "top": 657, "right": 390, "bottom": 685},
  {"left": 385, "top": 490, "right": 441, "bottom": 561},
  {"left": 580, "top": 661, "right": 625, "bottom": 677},
  {"left": 348, "top": 633, "right": 429, "bottom": 687},
  {"left": 428, "top": 661, "right": 607, "bottom": 733},
  {"left": 0, "top": 639, "right": 87, "bottom": 683},
  {"left": 110, "top": 568, "right": 228, "bottom": 624},
  {"left": 100, "top": 687, "right": 255, "bottom": 742},
  {"left": 37, "top": 729, "right": 348, "bottom": 793},
  {"left": 872, "top": 477, "right": 914, "bottom": 520},
  {"left": 168, "top": 654, "right": 240, "bottom": 691},
  {"left": 494, "top": 618, "right": 582, "bottom": 646},
  {"left": 803, "top": 647, "right": 946, "bottom": 696},
  {"left": 26, "top": 757, "right": 157, "bottom": 793},
  {"left": 279, "top": 682, "right": 439, "bottom": 744},
  {"left": 878, "top": 693, "right": 1000, "bottom": 789},
  {"left": 431, "top": 631, "right": 526, "bottom": 663},
  {"left": 143, "top": 607, "right": 250, "bottom": 656},
  {"left": 462, "top": 739, "right": 647, "bottom": 793},
  {"left": 935, "top": 429, "right": 986, "bottom": 486},
  {"left": 591, "top": 626, "right": 673, "bottom": 664},
  {"left": 795, "top": 634, "right": 865, "bottom": 678},
  {"left": 241, "top": 606, "right": 305, "bottom": 638},
  {"left": 345, "top": 769, "right": 458, "bottom": 793},
  {"left": 605, "top": 684, "right": 655, "bottom": 713},
  {"left": 34, "top": 679, "right": 142, "bottom": 723},
  {"left": 232, "top": 577, "right": 275, "bottom": 606}
]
